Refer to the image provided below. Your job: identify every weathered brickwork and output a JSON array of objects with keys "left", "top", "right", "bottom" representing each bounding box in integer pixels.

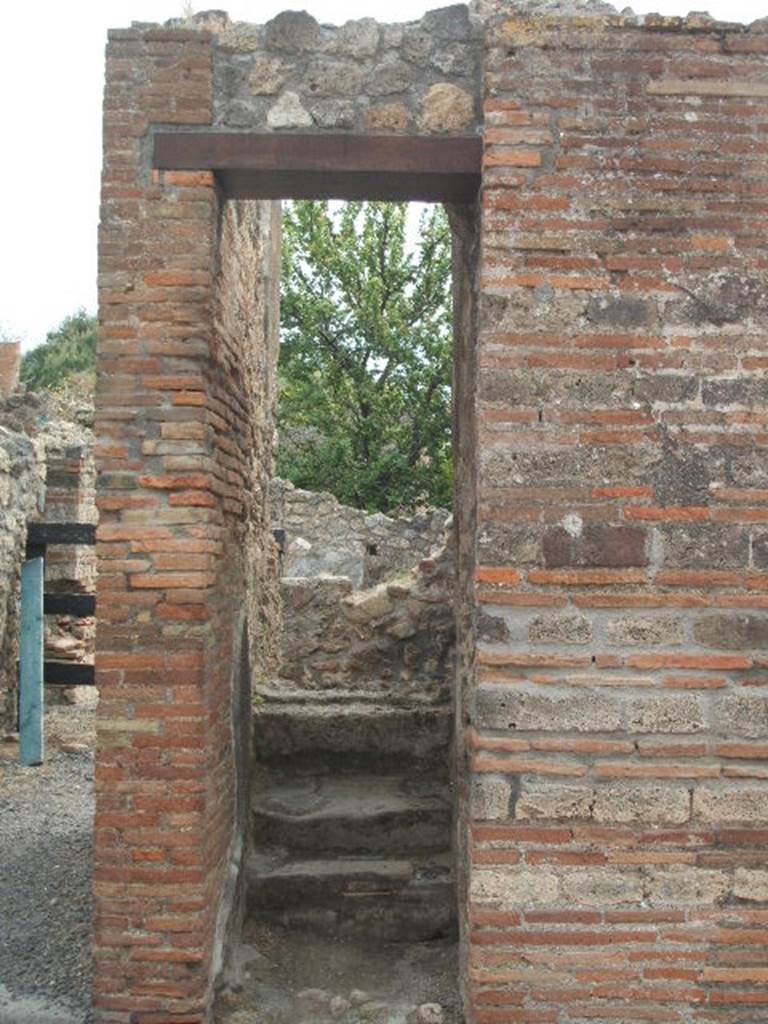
[
  {"left": 94, "top": 25, "right": 279, "bottom": 1023},
  {"left": 97, "top": 5, "right": 768, "bottom": 1022},
  {"left": 468, "top": 11, "right": 768, "bottom": 1024}
]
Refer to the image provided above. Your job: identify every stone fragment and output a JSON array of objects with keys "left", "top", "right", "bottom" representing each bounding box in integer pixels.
[
  {"left": 368, "top": 58, "right": 411, "bottom": 96},
  {"left": 218, "top": 22, "right": 262, "bottom": 52},
  {"left": 471, "top": 775, "right": 512, "bottom": 821},
  {"left": 330, "top": 995, "right": 352, "bottom": 1018},
  {"left": 430, "top": 42, "right": 476, "bottom": 76},
  {"left": 343, "top": 583, "right": 394, "bottom": 623},
  {"left": 327, "top": 18, "right": 380, "bottom": 57},
  {"left": 349, "top": 990, "right": 372, "bottom": 1006},
  {"left": 586, "top": 295, "right": 657, "bottom": 328},
  {"left": 402, "top": 27, "right": 433, "bottom": 64},
  {"left": 529, "top": 613, "right": 592, "bottom": 645},
  {"left": 477, "top": 612, "right": 510, "bottom": 644},
  {"left": 364, "top": 102, "right": 409, "bottom": 131},
  {"left": 592, "top": 783, "right": 690, "bottom": 825},
  {"left": 359, "top": 1001, "right": 389, "bottom": 1021},
  {"left": 421, "top": 4, "right": 474, "bottom": 40},
  {"left": 297, "top": 988, "right": 333, "bottom": 1007},
  {"left": 605, "top": 617, "right": 683, "bottom": 646},
  {"left": 421, "top": 83, "right": 474, "bottom": 132},
  {"left": 267, "top": 92, "right": 312, "bottom": 129},
  {"left": 264, "top": 10, "right": 320, "bottom": 53},
  {"left": 470, "top": 868, "right": 559, "bottom": 905},
  {"left": 516, "top": 783, "right": 594, "bottom": 821},
  {"left": 408, "top": 1005, "right": 446, "bottom": 1024},
  {"left": 305, "top": 59, "right": 364, "bottom": 97},
  {"left": 248, "top": 57, "right": 288, "bottom": 95},
  {"left": 734, "top": 868, "right": 768, "bottom": 901}
]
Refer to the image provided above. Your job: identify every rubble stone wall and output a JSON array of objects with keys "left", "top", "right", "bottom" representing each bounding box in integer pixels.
[
  {"left": 0, "top": 427, "right": 43, "bottom": 721},
  {"left": 278, "top": 540, "right": 455, "bottom": 695},
  {"left": 199, "top": 6, "right": 482, "bottom": 134},
  {"left": 271, "top": 477, "right": 451, "bottom": 586},
  {"left": 468, "top": 11, "right": 768, "bottom": 1024}
]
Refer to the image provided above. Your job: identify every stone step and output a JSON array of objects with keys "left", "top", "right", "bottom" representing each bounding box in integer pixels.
[
  {"left": 253, "top": 688, "right": 453, "bottom": 769},
  {"left": 245, "top": 851, "right": 455, "bottom": 942},
  {"left": 252, "top": 770, "right": 453, "bottom": 854}
]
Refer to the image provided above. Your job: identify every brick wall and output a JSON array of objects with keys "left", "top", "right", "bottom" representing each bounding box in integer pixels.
[
  {"left": 467, "top": 12, "right": 768, "bottom": 1024},
  {"left": 94, "top": 24, "right": 279, "bottom": 1023}
]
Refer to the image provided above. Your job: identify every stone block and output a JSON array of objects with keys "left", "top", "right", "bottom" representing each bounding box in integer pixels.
[
  {"left": 693, "top": 614, "right": 768, "bottom": 650},
  {"left": 693, "top": 787, "right": 768, "bottom": 824},
  {"left": 470, "top": 868, "right": 559, "bottom": 906},
  {"left": 733, "top": 868, "right": 768, "bottom": 902},
  {"left": 421, "top": 83, "right": 474, "bottom": 132},
  {"left": 267, "top": 92, "right": 312, "bottom": 128},
  {"left": 304, "top": 60, "right": 364, "bottom": 97},
  {"left": 592, "top": 783, "right": 690, "bottom": 825},
  {"left": 658, "top": 523, "right": 748, "bottom": 570},
  {"left": 248, "top": 56, "right": 287, "bottom": 94},
  {"left": 516, "top": 783, "right": 595, "bottom": 821},
  {"left": 471, "top": 775, "right": 512, "bottom": 821},
  {"left": 528, "top": 614, "right": 592, "bottom": 645},
  {"left": 605, "top": 616, "right": 683, "bottom": 647},
  {"left": 474, "top": 686, "right": 622, "bottom": 734},
  {"left": 646, "top": 868, "right": 731, "bottom": 905},
  {"left": 543, "top": 524, "right": 647, "bottom": 569},
  {"left": 560, "top": 869, "right": 643, "bottom": 906},
  {"left": 627, "top": 696, "right": 704, "bottom": 734},
  {"left": 264, "top": 10, "right": 320, "bottom": 53},
  {"left": 716, "top": 694, "right": 768, "bottom": 739}
]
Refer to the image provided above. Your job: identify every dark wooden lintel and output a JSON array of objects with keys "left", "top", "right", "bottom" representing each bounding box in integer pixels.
[
  {"left": 27, "top": 522, "right": 97, "bottom": 547},
  {"left": 44, "top": 594, "right": 96, "bottom": 618},
  {"left": 153, "top": 132, "right": 482, "bottom": 202}
]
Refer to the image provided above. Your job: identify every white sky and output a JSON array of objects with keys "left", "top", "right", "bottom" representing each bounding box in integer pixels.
[{"left": 1, "top": 0, "right": 766, "bottom": 350}]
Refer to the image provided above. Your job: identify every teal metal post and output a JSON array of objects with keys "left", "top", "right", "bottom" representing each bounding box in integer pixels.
[{"left": 19, "top": 556, "right": 44, "bottom": 766}]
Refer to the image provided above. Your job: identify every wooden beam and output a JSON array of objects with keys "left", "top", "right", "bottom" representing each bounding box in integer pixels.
[
  {"left": 27, "top": 522, "right": 96, "bottom": 547},
  {"left": 44, "top": 593, "right": 96, "bottom": 618},
  {"left": 153, "top": 132, "right": 482, "bottom": 203}
]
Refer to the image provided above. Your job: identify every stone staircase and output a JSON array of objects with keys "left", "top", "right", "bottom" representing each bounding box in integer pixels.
[{"left": 247, "top": 688, "right": 456, "bottom": 942}]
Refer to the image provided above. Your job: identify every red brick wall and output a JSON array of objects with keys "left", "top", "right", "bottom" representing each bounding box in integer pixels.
[
  {"left": 468, "top": 13, "right": 768, "bottom": 1024},
  {"left": 94, "top": 26, "right": 278, "bottom": 1023}
]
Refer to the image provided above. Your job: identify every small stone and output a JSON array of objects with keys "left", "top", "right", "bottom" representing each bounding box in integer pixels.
[
  {"left": 343, "top": 583, "right": 393, "bottom": 622},
  {"left": 421, "top": 83, "right": 474, "bottom": 132},
  {"left": 297, "top": 988, "right": 333, "bottom": 1007},
  {"left": 248, "top": 57, "right": 288, "bottom": 95},
  {"left": 267, "top": 92, "right": 313, "bottom": 129},
  {"left": 364, "top": 102, "right": 409, "bottom": 132},
  {"left": 368, "top": 58, "right": 411, "bottom": 96},
  {"left": 330, "top": 995, "right": 352, "bottom": 1018},
  {"left": 2, "top": 732, "right": 19, "bottom": 744},
  {"left": 311, "top": 101, "right": 357, "bottom": 129},
  {"left": 305, "top": 59, "right": 364, "bottom": 97},
  {"left": 349, "top": 989, "right": 372, "bottom": 1005},
  {"left": 408, "top": 1005, "right": 446, "bottom": 1024},
  {"left": 265, "top": 10, "right": 320, "bottom": 53},
  {"left": 359, "top": 1001, "right": 389, "bottom": 1021},
  {"left": 327, "top": 18, "right": 380, "bottom": 57},
  {"left": 60, "top": 742, "right": 90, "bottom": 755}
]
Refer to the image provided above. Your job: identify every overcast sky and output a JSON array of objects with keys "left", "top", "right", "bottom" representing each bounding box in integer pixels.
[{"left": 2, "top": 0, "right": 766, "bottom": 350}]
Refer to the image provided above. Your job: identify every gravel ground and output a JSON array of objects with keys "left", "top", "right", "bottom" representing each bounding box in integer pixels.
[{"left": 0, "top": 704, "right": 95, "bottom": 1024}]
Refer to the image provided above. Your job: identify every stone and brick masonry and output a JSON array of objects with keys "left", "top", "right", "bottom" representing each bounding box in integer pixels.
[{"left": 94, "top": 4, "right": 768, "bottom": 1023}]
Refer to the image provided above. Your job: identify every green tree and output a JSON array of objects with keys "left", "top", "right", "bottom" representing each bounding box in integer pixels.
[
  {"left": 20, "top": 310, "right": 97, "bottom": 392},
  {"left": 278, "top": 201, "right": 453, "bottom": 514}
]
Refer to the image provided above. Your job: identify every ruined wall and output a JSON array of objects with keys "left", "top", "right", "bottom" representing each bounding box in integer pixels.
[
  {"left": 94, "top": 23, "right": 279, "bottom": 1023},
  {"left": 271, "top": 477, "right": 451, "bottom": 586},
  {"left": 189, "top": 7, "right": 482, "bottom": 134},
  {"left": 468, "top": 12, "right": 768, "bottom": 1024},
  {"left": 278, "top": 539, "right": 455, "bottom": 695},
  {"left": 0, "top": 426, "right": 42, "bottom": 722}
]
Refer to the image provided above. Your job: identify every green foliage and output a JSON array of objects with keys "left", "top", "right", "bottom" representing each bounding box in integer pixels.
[
  {"left": 278, "top": 201, "right": 453, "bottom": 514},
  {"left": 20, "top": 310, "right": 97, "bottom": 393}
]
